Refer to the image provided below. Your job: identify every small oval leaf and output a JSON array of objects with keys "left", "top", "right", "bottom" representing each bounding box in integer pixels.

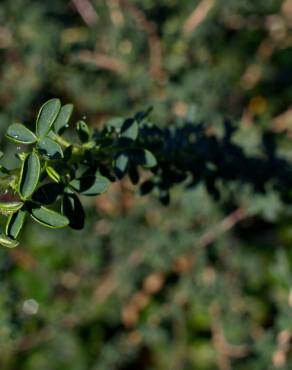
[
  {"left": 6, "top": 209, "right": 26, "bottom": 239},
  {"left": 130, "top": 149, "right": 157, "bottom": 168},
  {"left": 6, "top": 123, "right": 37, "bottom": 144},
  {"left": 36, "top": 99, "right": 61, "bottom": 138},
  {"left": 37, "top": 137, "right": 63, "bottom": 159},
  {"left": 46, "top": 166, "right": 61, "bottom": 183},
  {"left": 62, "top": 193, "right": 85, "bottom": 230},
  {"left": 0, "top": 234, "right": 19, "bottom": 248},
  {"left": 77, "top": 120, "right": 90, "bottom": 143},
  {"left": 54, "top": 104, "right": 73, "bottom": 135},
  {"left": 70, "top": 174, "right": 110, "bottom": 196},
  {"left": 30, "top": 205, "right": 69, "bottom": 228},
  {"left": 33, "top": 183, "right": 64, "bottom": 205},
  {"left": 113, "top": 153, "right": 129, "bottom": 179},
  {"left": 19, "top": 153, "right": 41, "bottom": 199},
  {"left": 120, "top": 118, "right": 138, "bottom": 141},
  {"left": 0, "top": 201, "right": 24, "bottom": 214}
]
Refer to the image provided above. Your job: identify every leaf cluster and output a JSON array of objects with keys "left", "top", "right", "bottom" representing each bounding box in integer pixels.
[
  {"left": 0, "top": 99, "right": 157, "bottom": 247},
  {"left": 1, "top": 99, "right": 292, "bottom": 248}
]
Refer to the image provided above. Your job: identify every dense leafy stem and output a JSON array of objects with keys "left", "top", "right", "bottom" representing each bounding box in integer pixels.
[{"left": 0, "top": 98, "right": 291, "bottom": 248}]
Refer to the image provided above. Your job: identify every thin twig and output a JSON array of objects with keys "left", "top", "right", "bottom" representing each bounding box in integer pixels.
[
  {"left": 72, "top": 50, "right": 127, "bottom": 74},
  {"left": 197, "top": 207, "right": 247, "bottom": 249},
  {"left": 71, "top": 0, "right": 99, "bottom": 26},
  {"left": 183, "top": 0, "right": 215, "bottom": 36}
]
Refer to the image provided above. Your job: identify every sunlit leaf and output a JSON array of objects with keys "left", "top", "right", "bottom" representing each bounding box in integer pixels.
[
  {"left": 70, "top": 174, "right": 110, "bottom": 196},
  {"left": 113, "top": 153, "right": 129, "bottom": 179},
  {"left": 6, "top": 209, "right": 26, "bottom": 239},
  {"left": 30, "top": 205, "right": 69, "bottom": 228},
  {"left": 54, "top": 104, "right": 73, "bottom": 135},
  {"left": 19, "top": 153, "right": 41, "bottom": 199},
  {"left": 0, "top": 201, "right": 23, "bottom": 214},
  {"left": 0, "top": 234, "right": 19, "bottom": 248},
  {"left": 37, "top": 137, "right": 63, "bottom": 159},
  {"left": 6, "top": 123, "right": 37, "bottom": 144},
  {"left": 36, "top": 98, "right": 61, "bottom": 138}
]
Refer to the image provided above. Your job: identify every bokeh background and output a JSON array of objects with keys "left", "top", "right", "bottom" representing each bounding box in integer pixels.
[{"left": 0, "top": 0, "right": 292, "bottom": 369}]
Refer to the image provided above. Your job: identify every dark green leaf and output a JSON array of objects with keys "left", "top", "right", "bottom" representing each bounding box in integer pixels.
[
  {"left": 33, "top": 183, "right": 64, "bottom": 205},
  {"left": 134, "top": 107, "right": 153, "bottom": 122},
  {"left": 159, "top": 189, "right": 170, "bottom": 206},
  {"left": 114, "top": 153, "right": 129, "bottom": 179},
  {"left": 54, "top": 104, "right": 73, "bottom": 135},
  {"left": 6, "top": 209, "right": 26, "bottom": 239},
  {"left": 128, "top": 164, "right": 140, "bottom": 185},
  {"left": 36, "top": 99, "right": 61, "bottom": 138},
  {"left": 19, "top": 153, "right": 41, "bottom": 199},
  {"left": 30, "top": 205, "right": 69, "bottom": 228},
  {"left": 70, "top": 174, "right": 110, "bottom": 196},
  {"left": 6, "top": 123, "right": 37, "bottom": 144},
  {"left": 130, "top": 149, "right": 157, "bottom": 168},
  {"left": 140, "top": 180, "right": 155, "bottom": 195},
  {"left": 37, "top": 137, "right": 63, "bottom": 159},
  {"left": 120, "top": 118, "right": 138, "bottom": 141},
  {"left": 63, "top": 146, "right": 73, "bottom": 161},
  {"left": 62, "top": 193, "right": 85, "bottom": 230},
  {"left": 77, "top": 120, "right": 90, "bottom": 143}
]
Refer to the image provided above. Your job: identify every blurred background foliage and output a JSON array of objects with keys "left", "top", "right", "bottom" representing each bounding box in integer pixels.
[{"left": 0, "top": 0, "right": 292, "bottom": 369}]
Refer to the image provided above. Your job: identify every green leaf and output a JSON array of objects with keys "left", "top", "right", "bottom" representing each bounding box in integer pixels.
[
  {"left": 19, "top": 153, "right": 41, "bottom": 199},
  {"left": 33, "top": 183, "right": 64, "bottom": 205},
  {"left": 0, "top": 151, "right": 4, "bottom": 159},
  {"left": 30, "top": 205, "right": 69, "bottom": 228},
  {"left": 128, "top": 164, "right": 140, "bottom": 185},
  {"left": 130, "top": 149, "right": 157, "bottom": 168},
  {"left": 0, "top": 234, "right": 19, "bottom": 248},
  {"left": 37, "top": 137, "right": 63, "bottom": 159},
  {"left": 63, "top": 146, "right": 73, "bottom": 161},
  {"left": 159, "top": 189, "right": 170, "bottom": 206},
  {"left": 62, "top": 193, "right": 85, "bottom": 230},
  {"left": 6, "top": 209, "right": 26, "bottom": 239},
  {"left": 6, "top": 123, "right": 37, "bottom": 144},
  {"left": 70, "top": 174, "right": 110, "bottom": 196},
  {"left": 46, "top": 166, "right": 61, "bottom": 183},
  {"left": 0, "top": 201, "right": 23, "bottom": 214},
  {"left": 106, "top": 117, "right": 124, "bottom": 130},
  {"left": 140, "top": 180, "right": 155, "bottom": 195},
  {"left": 0, "top": 166, "right": 9, "bottom": 175},
  {"left": 77, "top": 120, "right": 90, "bottom": 143},
  {"left": 54, "top": 104, "right": 73, "bottom": 135},
  {"left": 120, "top": 119, "right": 138, "bottom": 141},
  {"left": 36, "top": 99, "right": 61, "bottom": 138},
  {"left": 113, "top": 153, "right": 129, "bottom": 179}
]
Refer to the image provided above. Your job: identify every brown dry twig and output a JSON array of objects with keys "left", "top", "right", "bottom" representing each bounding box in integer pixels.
[
  {"left": 72, "top": 50, "right": 128, "bottom": 74},
  {"left": 71, "top": 0, "right": 99, "bottom": 26},
  {"left": 197, "top": 207, "right": 247, "bottom": 249},
  {"left": 183, "top": 0, "right": 215, "bottom": 36}
]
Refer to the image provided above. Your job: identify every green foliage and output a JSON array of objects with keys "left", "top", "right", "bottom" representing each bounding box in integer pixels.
[
  {"left": 0, "top": 99, "right": 161, "bottom": 246},
  {"left": 0, "top": 1, "right": 292, "bottom": 370},
  {"left": 2, "top": 97, "right": 292, "bottom": 249}
]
